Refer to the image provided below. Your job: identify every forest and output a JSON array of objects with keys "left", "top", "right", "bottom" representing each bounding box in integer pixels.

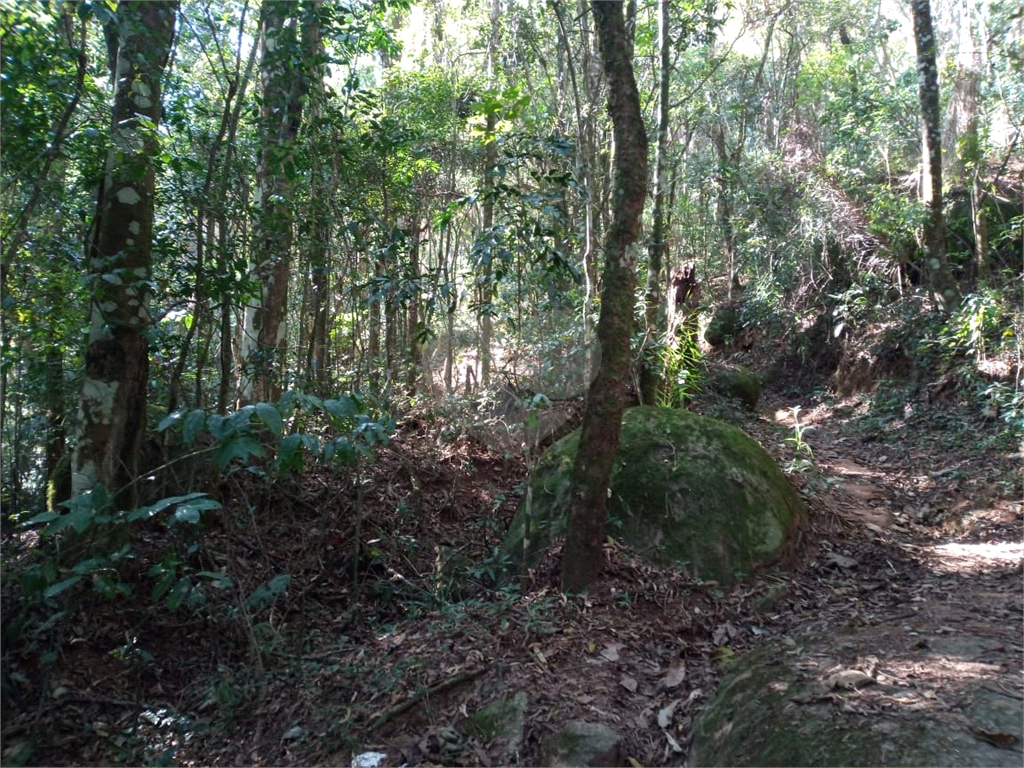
[{"left": 1, "top": 0, "right": 1022, "bottom": 765}]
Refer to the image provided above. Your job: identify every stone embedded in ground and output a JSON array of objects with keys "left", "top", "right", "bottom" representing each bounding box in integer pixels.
[
  {"left": 501, "top": 406, "right": 803, "bottom": 583},
  {"left": 541, "top": 720, "right": 622, "bottom": 767},
  {"left": 460, "top": 691, "right": 529, "bottom": 764}
]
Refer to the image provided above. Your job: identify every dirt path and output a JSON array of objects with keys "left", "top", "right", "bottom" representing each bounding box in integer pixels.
[{"left": 735, "top": 394, "right": 1024, "bottom": 764}]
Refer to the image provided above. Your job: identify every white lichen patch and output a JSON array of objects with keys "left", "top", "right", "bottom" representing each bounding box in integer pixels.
[
  {"left": 129, "top": 221, "right": 141, "bottom": 235},
  {"left": 83, "top": 378, "right": 120, "bottom": 417},
  {"left": 117, "top": 187, "right": 142, "bottom": 205}
]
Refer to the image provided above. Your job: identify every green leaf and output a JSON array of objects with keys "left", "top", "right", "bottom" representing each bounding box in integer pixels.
[
  {"left": 165, "top": 576, "right": 192, "bottom": 611},
  {"left": 195, "top": 571, "right": 234, "bottom": 589},
  {"left": 207, "top": 414, "right": 227, "bottom": 440},
  {"left": 182, "top": 408, "right": 206, "bottom": 446},
  {"left": 44, "top": 576, "right": 83, "bottom": 600},
  {"left": 254, "top": 402, "right": 283, "bottom": 436},
  {"left": 214, "top": 436, "right": 266, "bottom": 469},
  {"left": 151, "top": 571, "right": 176, "bottom": 603},
  {"left": 170, "top": 498, "right": 220, "bottom": 525},
  {"left": 157, "top": 410, "right": 185, "bottom": 433},
  {"left": 22, "top": 511, "right": 59, "bottom": 528},
  {"left": 125, "top": 492, "right": 208, "bottom": 522},
  {"left": 245, "top": 573, "right": 291, "bottom": 612}
]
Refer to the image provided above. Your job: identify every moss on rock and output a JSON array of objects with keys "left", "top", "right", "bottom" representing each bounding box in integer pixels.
[
  {"left": 501, "top": 406, "right": 802, "bottom": 583},
  {"left": 705, "top": 304, "right": 743, "bottom": 347},
  {"left": 709, "top": 365, "right": 762, "bottom": 410}
]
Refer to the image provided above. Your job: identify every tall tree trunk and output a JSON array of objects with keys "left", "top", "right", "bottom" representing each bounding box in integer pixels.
[
  {"left": 307, "top": 216, "right": 331, "bottom": 392},
  {"left": 639, "top": 0, "right": 672, "bottom": 405},
  {"left": 479, "top": 109, "right": 497, "bottom": 388},
  {"left": 712, "top": 121, "right": 738, "bottom": 299},
  {"left": 72, "top": 1, "right": 178, "bottom": 500},
  {"left": 406, "top": 220, "right": 423, "bottom": 395},
  {"left": 948, "top": 0, "right": 988, "bottom": 284},
  {"left": 911, "top": 0, "right": 958, "bottom": 310},
  {"left": 561, "top": 0, "right": 648, "bottom": 594},
  {"left": 240, "top": 1, "right": 321, "bottom": 403}
]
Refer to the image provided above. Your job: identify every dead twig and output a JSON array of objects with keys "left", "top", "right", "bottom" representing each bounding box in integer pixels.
[{"left": 366, "top": 664, "right": 491, "bottom": 733}]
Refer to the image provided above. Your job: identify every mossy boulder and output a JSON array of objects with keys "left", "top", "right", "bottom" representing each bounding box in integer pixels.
[
  {"left": 705, "top": 304, "right": 743, "bottom": 347},
  {"left": 709, "top": 365, "right": 762, "bottom": 410},
  {"left": 501, "top": 406, "right": 802, "bottom": 583}
]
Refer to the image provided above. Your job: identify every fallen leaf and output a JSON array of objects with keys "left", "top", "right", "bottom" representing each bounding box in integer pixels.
[
  {"left": 601, "top": 643, "right": 623, "bottom": 662},
  {"left": 713, "top": 623, "right": 738, "bottom": 646},
  {"left": 662, "top": 663, "right": 686, "bottom": 688},
  {"left": 620, "top": 674, "right": 637, "bottom": 693},
  {"left": 530, "top": 643, "right": 548, "bottom": 665},
  {"left": 825, "top": 669, "right": 875, "bottom": 690},
  {"left": 824, "top": 552, "right": 858, "bottom": 569},
  {"left": 657, "top": 699, "right": 680, "bottom": 728}
]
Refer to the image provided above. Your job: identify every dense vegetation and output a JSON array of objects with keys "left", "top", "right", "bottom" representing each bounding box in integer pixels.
[{"left": 1, "top": 0, "right": 1021, "bottom": 764}]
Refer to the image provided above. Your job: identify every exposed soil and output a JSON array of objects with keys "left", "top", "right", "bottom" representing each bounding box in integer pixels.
[{"left": 2, "top": 376, "right": 1021, "bottom": 767}]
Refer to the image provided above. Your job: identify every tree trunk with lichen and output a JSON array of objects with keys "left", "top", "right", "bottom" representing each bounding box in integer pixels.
[
  {"left": 561, "top": 0, "right": 648, "bottom": 594},
  {"left": 72, "top": 1, "right": 178, "bottom": 501}
]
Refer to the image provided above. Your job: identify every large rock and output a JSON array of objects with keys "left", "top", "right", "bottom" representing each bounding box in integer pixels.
[
  {"left": 690, "top": 634, "right": 1024, "bottom": 766},
  {"left": 501, "top": 406, "right": 802, "bottom": 583},
  {"left": 709, "top": 364, "right": 762, "bottom": 410},
  {"left": 705, "top": 304, "right": 743, "bottom": 347}
]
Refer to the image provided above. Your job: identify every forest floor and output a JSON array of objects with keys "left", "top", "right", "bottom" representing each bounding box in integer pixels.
[{"left": 2, "top": 367, "right": 1022, "bottom": 767}]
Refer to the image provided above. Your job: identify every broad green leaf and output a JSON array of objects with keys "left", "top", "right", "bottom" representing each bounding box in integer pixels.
[
  {"left": 207, "top": 414, "right": 226, "bottom": 439},
  {"left": 170, "top": 498, "right": 220, "bottom": 525},
  {"left": 195, "top": 571, "right": 234, "bottom": 589},
  {"left": 22, "top": 510, "right": 59, "bottom": 528},
  {"left": 125, "top": 492, "right": 207, "bottom": 522},
  {"left": 182, "top": 408, "right": 206, "bottom": 446},
  {"left": 44, "top": 576, "right": 83, "bottom": 599},
  {"left": 215, "top": 436, "right": 266, "bottom": 469},
  {"left": 158, "top": 410, "right": 185, "bottom": 432},
  {"left": 152, "top": 571, "right": 176, "bottom": 602},
  {"left": 165, "top": 576, "right": 192, "bottom": 611},
  {"left": 254, "top": 402, "right": 283, "bottom": 436}
]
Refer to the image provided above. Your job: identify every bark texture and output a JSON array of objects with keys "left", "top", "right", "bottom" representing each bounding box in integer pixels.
[
  {"left": 639, "top": 0, "right": 672, "bottom": 406},
  {"left": 72, "top": 1, "right": 178, "bottom": 499},
  {"left": 561, "top": 0, "right": 648, "bottom": 594},
  {"left": 241, "top": 1, "right": 321, "bottom": 403},
  {"left": 911, "top": 0, "right": 958, "bottom": 309}
]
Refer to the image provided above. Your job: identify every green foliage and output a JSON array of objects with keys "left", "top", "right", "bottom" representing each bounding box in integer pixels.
[
  {"left": 654, "top": 326, "right": 704, "bottom": 408},
  {"left": 783, "top": 407, "right": 816, "bottom": 475},
  {"left": 158, "top": 390, "right": 394, "bottom": 475},
  {"left": 14, "top": 488, "right": 221, "bottom": 616},
  {"left": 926, "top": 288, "right": 1016, "bottom": 362}
]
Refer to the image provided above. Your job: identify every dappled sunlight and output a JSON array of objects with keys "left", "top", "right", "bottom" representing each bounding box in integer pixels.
[{"left": 926, "top": 540, "right": 1024, "bottom": 572}]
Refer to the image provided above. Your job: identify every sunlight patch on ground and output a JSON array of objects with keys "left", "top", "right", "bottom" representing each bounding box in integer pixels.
[{"left": 926, "top": 541, "right": 1024, "bottom": 571}]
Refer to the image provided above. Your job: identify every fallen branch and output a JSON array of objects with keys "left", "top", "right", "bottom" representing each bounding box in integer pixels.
[{"left": 366, "top": 664, "right": 491, "bottom": 733}]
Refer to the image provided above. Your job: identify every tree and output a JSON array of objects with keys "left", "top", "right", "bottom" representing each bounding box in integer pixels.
[
  {"left": 911, "top": 0, "right": 958, "bottom": 310},
  {"left": 239, "top": 1, "right": 322, "bottom": 403},
  {"left": 72, "top": 1, "right": 179, "bottom": 500},
  {"left": 638, "top": 0, "right": 672, "bottom": 406},
  {"left": 561, "top": 0, "right": 648, "bottom": 594}
]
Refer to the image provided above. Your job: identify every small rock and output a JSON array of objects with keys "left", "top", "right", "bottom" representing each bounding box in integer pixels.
[{"left": 542, "top": 721, "right": 622, "bottom": 767}]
